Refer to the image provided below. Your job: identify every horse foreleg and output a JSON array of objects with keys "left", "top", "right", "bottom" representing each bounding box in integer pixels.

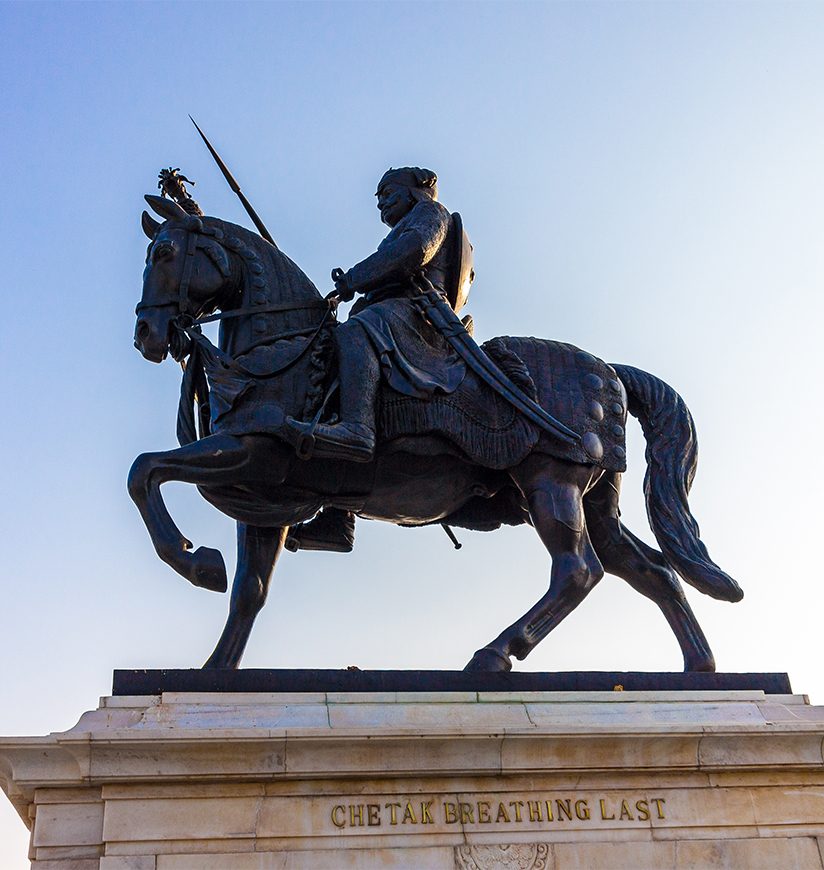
[
  {"left": 585, "top": 473, "right": 715, "bottom": 672},
  {"left": 466, "top": 456, "right": 602, "bottom": 672},
  {"left": 204, "top": 524, "right": 286, "bottom": 669},
  {"left": 127, "top": 434, "right": 251, "bottom": 592}
]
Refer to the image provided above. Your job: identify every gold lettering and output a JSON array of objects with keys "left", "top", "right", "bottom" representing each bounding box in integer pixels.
[
  {"left": 385, "top": 802, "right": 401, "bottom": 825},
  {"left": 340, "top": 793, "right": 660, "bottom": 829}
]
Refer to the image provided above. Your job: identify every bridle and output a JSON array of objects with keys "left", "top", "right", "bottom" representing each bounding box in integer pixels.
[
  {"left": 140, "top": 222, "right": 337, "bottom": 366},
  {"left": 140, "top": 221, "right": 341, "bottom": 448}
]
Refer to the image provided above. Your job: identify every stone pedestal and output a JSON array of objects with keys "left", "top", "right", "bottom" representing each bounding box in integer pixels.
[{"left": 3, "top": 688, "right": 824, "bottom": 868}]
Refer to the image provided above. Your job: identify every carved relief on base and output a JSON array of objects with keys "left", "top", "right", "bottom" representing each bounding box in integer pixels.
[{"left": 455, "top": 843, "right": 551, "bottom": 870}]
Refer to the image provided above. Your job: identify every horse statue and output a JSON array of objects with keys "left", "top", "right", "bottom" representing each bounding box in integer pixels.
[{"left": 130, "top": 186, "right": 742, "bottom": 673}]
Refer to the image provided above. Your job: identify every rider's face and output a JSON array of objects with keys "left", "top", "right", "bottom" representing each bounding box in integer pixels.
[{"left": 376, "top": 182, "right": 413, "bottom": 227}]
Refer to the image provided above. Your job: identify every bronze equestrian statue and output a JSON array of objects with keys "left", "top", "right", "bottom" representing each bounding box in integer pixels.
[{"left": 130, "top": 165, "right": 742, "bottom": 672}]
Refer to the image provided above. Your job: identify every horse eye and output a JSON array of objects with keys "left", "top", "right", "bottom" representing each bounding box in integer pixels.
[{"left": 154, "top": 244, "right": 174, "bottom": 261}]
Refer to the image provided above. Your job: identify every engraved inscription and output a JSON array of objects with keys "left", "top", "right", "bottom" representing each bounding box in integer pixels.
[{"left": 330, "top": 794, "right": 666, "bottom": 829}]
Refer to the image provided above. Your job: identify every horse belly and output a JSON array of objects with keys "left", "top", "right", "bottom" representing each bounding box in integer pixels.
[{"left": 359, "top": 454, "right": 496, "bottom": 525}]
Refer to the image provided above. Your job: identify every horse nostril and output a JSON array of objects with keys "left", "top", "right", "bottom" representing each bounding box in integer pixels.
[{"left": 136, "top": 320, "right": 150, "bottom": 342}]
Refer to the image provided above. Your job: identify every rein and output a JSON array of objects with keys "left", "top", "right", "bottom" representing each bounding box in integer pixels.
[
  {"left": 194, "top": 299, "right": 331, "bottom": 326},
  {"left": 176, "top": 304, "right": 335, "bottom": 381}
]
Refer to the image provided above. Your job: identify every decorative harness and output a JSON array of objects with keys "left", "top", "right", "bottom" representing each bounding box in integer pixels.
[{"left": 144, "top": 222, "right": 336, "bottom": 445}]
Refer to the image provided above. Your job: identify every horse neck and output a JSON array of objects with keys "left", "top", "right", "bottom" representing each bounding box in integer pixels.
[{"left": 208, "top": 221, "right": 322, "bottom": 357}]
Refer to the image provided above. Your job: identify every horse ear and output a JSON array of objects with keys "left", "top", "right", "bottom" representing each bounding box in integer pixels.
[
  {"left": 142, "top": 210, "right": 161, "bottom": 239},
  {"left": 145, "top": 194, "right": 189, "bottom": 223}
]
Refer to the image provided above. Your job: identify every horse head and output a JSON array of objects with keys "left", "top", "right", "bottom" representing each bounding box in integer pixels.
[
  {"left": 136, "top": 194, "right": 324, "bottom": 367},
  {"left": 135, "top": 195, "right": 233, "bottom": 363}
]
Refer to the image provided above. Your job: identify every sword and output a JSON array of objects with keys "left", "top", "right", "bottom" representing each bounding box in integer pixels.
[
  {"left": 411, "top": 274, "right": 581, "bottom": 446},
  {"left": 189, "top": 115, "right": 277, "bottom": 247}
]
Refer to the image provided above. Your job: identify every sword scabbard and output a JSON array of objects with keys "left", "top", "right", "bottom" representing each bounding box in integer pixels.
[{"left": 412, "top": 275, "right": 580, "bottom": 446}]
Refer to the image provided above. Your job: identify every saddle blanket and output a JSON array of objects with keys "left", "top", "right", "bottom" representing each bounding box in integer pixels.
[{"left": 377, "top": 336, "right": 628, "bottom": 472}]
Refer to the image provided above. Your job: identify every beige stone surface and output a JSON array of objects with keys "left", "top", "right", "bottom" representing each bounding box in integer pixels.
[
  {"left": 673, "top": 836, "right": 822, "bottom": 869},
  {"left": 31, "top": 861, "right": 100, "bottom": 870},
  {"left": 102, "top": 796, "right": 259, "bottom": 843},
  {"left": 157, "top": 846, "right": 455, "bottom": 868},
  {"left": 6, "top": 690, "right": 824, "bottom": 868},
  {"left": 99, "top": 859, "right": 156, "bottom": 870},
  {"left": 32, "top": 800, "right": 104, "bottom": 848},
  {"left": 551, "top": 836, "right": 823, "bottom": 869}
]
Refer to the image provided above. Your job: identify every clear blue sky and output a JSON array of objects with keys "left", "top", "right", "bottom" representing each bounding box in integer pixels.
[{"left": 2, "top": 2, "right": 823, "bottom": 865}]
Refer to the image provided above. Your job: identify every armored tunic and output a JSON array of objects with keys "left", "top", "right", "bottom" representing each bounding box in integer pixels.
[{"left": 344, "top": 199, "right": 466, "bottom": 399}]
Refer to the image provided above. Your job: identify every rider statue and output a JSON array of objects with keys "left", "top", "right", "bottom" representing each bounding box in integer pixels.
[
  {"left": 285, "top": 166, "right": 469, "bottom": 552},
  {"left": 287, "top": 166, "right": 466, "bottom": 463}
]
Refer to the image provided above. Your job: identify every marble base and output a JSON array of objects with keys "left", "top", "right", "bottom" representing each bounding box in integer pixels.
[{"left": 3, "top": 689, "right": 824, "bottom": 868}]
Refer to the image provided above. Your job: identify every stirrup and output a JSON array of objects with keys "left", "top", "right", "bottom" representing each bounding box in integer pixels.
[
  {"left": 284, "top": 377, "right": 341, "bottom": 460},
  {"left": 284, "top": 416, "right": 318, "bottom": 460},
  {"left": 311, "top": 422, "right": 375, "bottom": 463}
]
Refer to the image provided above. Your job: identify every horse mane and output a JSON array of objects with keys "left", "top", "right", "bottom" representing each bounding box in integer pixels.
[{"left": 202, "top": 216, "right": 321, "bottom": 303}]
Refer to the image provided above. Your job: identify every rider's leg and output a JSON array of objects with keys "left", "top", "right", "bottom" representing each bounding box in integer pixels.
[{"left": 311, "top": 320, "right": 379, "bottom": 461}]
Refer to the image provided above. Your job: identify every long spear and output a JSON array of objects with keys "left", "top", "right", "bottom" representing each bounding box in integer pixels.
[{"left": 189, "top": 115, "right": 276, "bottom": 247}]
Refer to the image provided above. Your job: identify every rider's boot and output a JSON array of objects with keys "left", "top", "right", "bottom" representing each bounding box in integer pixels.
[
  {"left": 309, "top": 323, "right": 379, "bottom": 462},
  {"left": 286, "top": 321, "right": 378, "bottom": 462},
  {"left": 284, "top": 508, "right": 356, "bottom": 553}
]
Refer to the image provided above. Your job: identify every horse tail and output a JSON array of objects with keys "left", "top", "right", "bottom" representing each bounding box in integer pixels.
[{"left": 611, "top": 363, "right": 743, "bottom": 603}]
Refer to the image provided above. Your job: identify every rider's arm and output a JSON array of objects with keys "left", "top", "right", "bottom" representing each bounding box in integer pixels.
[{"left": 344, "top": 201, "right": 450, "bottom": 294}]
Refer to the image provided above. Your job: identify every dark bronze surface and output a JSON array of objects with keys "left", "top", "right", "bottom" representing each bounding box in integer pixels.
[
  {"left": 131, "top": 158, "right": 743, "bottom": 673},
  {"left": 113, "top": 670, "right": 792, "bottom": 696}
]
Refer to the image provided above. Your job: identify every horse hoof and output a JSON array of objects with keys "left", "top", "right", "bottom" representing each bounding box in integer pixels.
[
  {"left": 685, "top": 656, "right": 716, "bottom": 673},
  {"left": 463, "top": 647, "right": 512, "bottom": 672},
  {"left": 202, "top": 653, "right": 235, "bottom": 669},
  {"left": 190, "top": 547, "right": 227, "bottom": 593}
]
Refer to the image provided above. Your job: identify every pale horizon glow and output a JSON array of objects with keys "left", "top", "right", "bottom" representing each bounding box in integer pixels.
[{"left": 2, "top": 2, "right": 824, "bottom": 865}]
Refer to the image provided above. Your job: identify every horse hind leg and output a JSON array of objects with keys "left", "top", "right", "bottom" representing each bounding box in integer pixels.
[
  {"left": 204, "top": 523, "right": 286, "bottom": 669},
  {"left": 585, "top": 472, "right": 716, "bottom": 672},
  {"left": 465, "top": 455, "right": 603, "bottom": 672}
]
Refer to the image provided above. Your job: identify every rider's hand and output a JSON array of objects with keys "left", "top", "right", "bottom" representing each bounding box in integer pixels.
[{"left": 331, "top": 267, "right": 355, "bottom": 302}]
